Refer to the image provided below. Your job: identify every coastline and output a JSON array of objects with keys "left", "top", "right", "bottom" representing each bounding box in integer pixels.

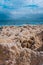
[{"left": 0, "top": 24, "right": 43, "bottom": 26}]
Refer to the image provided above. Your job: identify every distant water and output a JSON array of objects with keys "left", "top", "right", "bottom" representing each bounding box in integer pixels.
[
  {"left": 0, "top": 19, "right": 43, "bottom": 26},
  {"left": 0, "top": 11, "right": 43, "bottom": 25}
]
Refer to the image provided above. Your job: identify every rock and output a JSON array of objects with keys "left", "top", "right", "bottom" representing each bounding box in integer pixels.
[{"left": 0, "top": 25, "right": 43, "bottom": 65}]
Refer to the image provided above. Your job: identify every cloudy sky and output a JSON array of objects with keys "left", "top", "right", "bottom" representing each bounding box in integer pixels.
[
  {"left": 0, "top": 0, "right": 43, "bottom": 20},
  {"left": 0, "top": 0, "right": 43, "bottom": 7}
]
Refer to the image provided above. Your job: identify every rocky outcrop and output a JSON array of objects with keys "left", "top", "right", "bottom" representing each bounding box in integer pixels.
[{"left": 0, "top": 25, "right": 43, "bottom": 65}]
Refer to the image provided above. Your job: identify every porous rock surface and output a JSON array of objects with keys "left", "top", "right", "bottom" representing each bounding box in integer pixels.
[{"left": 0, "top": 25, "right": 43, "bottom": 65}]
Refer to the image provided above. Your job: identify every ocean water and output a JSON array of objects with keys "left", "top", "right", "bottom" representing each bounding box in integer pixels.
[{"left": 0, "top": 0, "right": 43, "bottom": 25}]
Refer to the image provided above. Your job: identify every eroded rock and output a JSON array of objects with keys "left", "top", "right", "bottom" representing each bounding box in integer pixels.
[{"left": 0, "top": 25, "right": 43, "bottom": 65}]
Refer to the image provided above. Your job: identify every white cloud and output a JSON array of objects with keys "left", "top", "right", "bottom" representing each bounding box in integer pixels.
[
  {"left": 22, "top": 0, "right": 43, "bottom": 7},
  {"left": 34, "top": 0, "right": 43, "bottom": 7}
]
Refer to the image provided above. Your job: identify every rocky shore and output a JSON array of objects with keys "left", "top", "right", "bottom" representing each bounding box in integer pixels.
[{"left": 0, "top": 25, "right": 43, "bottom": 65}]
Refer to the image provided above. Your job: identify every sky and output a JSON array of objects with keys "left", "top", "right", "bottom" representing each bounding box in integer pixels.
[
  {"left": 0, "top": 0, "right": 43, "bottom": 20},
  {"left": 0, "top": 0, "right": 43, "bottom": 7}
]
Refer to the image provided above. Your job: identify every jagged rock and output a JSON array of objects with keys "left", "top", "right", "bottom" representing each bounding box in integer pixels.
[{"left": 0, "top": 25, "right": 43, "bottom": 65}]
